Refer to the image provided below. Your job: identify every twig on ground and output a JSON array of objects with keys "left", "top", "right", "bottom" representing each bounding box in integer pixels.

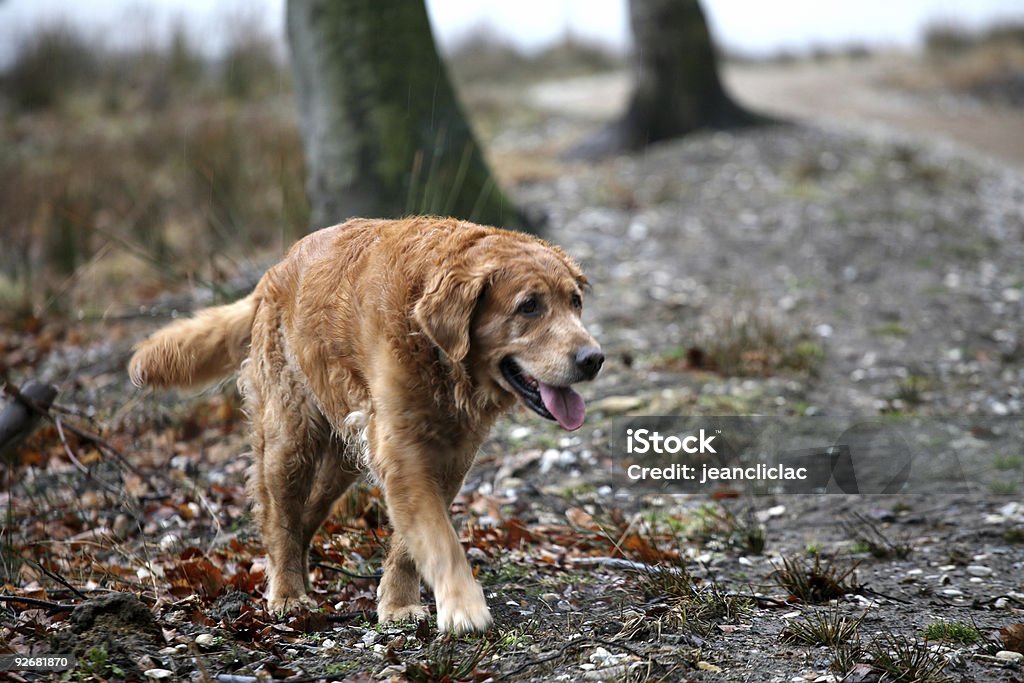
[
  {"left": 54, "top": 416, "right": 123, "bottom": 496},
  {"left": 723, "top": 592, "right": 792, "bottom": 608},
  {"left": 0, "top": 594, "right": 76, "bottom": 613},
  {"left": 570, "top": 556, "right": 685, "bottom": 574},
  {"left": 312, "top": 561, "right": 382, "bottom": 580},
  {"left": 25, "top": 558, "right": 87, "bottom": 600},
  {"left": 326, "top": 610, "right": 375, "bottom": 623},
  {"left": 858, "top": 586, "right": 912, "bottom": 605},
  {"left": 4, "top": 382, "right": 146, "bottom": 476}
]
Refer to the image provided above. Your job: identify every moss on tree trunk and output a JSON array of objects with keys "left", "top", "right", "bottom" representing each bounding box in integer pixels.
[{"left": 287, "top": 0, "right": 531, "bottom": 233}]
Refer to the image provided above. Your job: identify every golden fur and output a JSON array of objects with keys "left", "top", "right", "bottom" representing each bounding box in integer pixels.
[{"left": 129, "top": 217, "right": 602, "bottom": 633}]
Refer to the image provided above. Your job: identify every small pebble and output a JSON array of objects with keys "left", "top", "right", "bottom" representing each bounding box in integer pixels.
[
  {"left": 966, "top": 565, "right": 993, "bottom": 577},
  {"left": 998, "top": 502, "right": 1020, "bottom": 517},
  {"left": 194, "top": 633, "right": 215, "bottom": 648},
  {"left": 143, "top": 670, "right": 173, "bottom": 681},
  {"left": 508, "top": 425, "right": 533, "bottom": 440},
  {"left": 996, "top": 650, "right": 1024, "bottom": 662}
]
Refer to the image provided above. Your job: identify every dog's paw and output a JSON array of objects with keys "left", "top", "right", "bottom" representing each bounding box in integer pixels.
[
  {"left": 436, "top": 586, "right": 492, "bottom": 634},
  {"left": 377, "top": 602, "right": 429, "bottom": 624},
  {"left": 266, "top": 593, "right": 317, "bottom": 616}
]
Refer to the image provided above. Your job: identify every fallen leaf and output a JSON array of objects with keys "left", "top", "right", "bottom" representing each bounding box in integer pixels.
[
  {"left": 167, "top": 557, "right": 225, "bottom": 600},
  {"left": 1001, "top": 623, "right": 1024, "bottom": 654},
  {"left": 565, "top": 507, "right": 598, "bottom": 530}
]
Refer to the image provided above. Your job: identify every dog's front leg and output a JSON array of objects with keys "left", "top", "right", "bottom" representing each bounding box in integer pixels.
[{"left": 372, "top": 435, "right": 491, "bottom": 634}]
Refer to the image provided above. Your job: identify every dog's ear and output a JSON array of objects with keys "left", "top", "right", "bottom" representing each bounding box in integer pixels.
[
  {"left": 413, "top": 268, "right": 487, "bottom": 363},
  {"left": 551, "top": 245, "right": 589, "bottom": 290}
]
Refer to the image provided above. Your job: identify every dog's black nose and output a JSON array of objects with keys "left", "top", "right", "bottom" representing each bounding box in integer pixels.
[{"left": 575, "top": 346, "right": 605, "bottom": 380}]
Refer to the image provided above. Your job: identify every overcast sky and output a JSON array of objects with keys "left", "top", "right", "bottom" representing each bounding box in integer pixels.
[{"left": 1, "top": 0, "right": 1022, "bottom": 64}]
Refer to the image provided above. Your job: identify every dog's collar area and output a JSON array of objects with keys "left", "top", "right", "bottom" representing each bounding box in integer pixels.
[{"left": 500, "top": 357, "right": 555, "bottom": 422}]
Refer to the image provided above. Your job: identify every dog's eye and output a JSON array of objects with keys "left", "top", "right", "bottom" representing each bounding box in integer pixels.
[
  {"left": 571, "top": 293, "right": 582, "bottom": 310},
  {"left": 517, "top": 297, "right": 540, "bottom": 316}
]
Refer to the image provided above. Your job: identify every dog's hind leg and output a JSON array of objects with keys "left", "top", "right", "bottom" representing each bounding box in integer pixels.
[
  {"left": 249, "top": 403, "right": 323, "bottom": 613},
  {"left": 299, "top": 435, "right": 361, "bottom": 590},
  {"left": 243, "top": 315, "right": 327, "bottom": 614}
]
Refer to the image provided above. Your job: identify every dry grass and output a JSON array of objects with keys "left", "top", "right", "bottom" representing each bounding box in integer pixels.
[
  {"left": 770, "top": 554, "right": 861, "bottom": 604},
  {"left": 636, "top": 561, "right": 753, "bottom": 636},
  {"left": 921, "top": 21, "right": 1024, "bottom": 106},
  {"left": 0, "top": 19, "right": 616, "bottom": 319},
  {"left": 868, "top": 635, "right": 951, "bottom": 682},
  {"left": 0, "top": 21, "right": 304, "bottom": 317},
  {"left": 405, "top": 637, "right": 494, "bottom": 683},
  {"left": 841, "top": 511, "right": 913, "bottom": 560},
  {"left": 781, "top": 607, "right": 864, "bottom": 647},
  {"left": 667, "top": 309, "right": 824, "bottom": 377}
]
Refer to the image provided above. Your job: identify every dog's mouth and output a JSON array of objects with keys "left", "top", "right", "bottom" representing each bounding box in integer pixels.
[{"left": 500, "top": 357, "right": 586, "bottom": 431}]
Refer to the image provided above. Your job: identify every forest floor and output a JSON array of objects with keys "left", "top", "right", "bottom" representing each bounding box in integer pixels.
[{"left": 3, "top": 51, "right": 1024, "bottom": 682}]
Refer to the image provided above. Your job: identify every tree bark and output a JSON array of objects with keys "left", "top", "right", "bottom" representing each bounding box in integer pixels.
[
  {"left": 571, "top": 0, "right": 767, "bottom": 158},
  {"left": 286, "top": 0, "right": 532, "bottom": 233}
]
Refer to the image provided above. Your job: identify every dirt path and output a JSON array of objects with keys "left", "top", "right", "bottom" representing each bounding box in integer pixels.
[{"left": 528, "top": 54, "right": 1024, "bottom": 171}]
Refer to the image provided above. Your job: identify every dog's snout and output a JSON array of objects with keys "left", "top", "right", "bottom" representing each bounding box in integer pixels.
[{"left": 575, "top": 346, "right": 604, "bottom": 380}]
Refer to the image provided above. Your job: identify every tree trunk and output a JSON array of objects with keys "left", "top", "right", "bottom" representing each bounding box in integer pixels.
[
  {"left": 571, "top": 0, "right": 767, "bottom": 158},
  {"left": 286, "top": 0, "right": 532, "bottom": 233}
]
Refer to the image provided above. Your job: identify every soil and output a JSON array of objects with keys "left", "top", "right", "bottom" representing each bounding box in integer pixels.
[
  {"left": 55, "top": 593, "right": 166, "bottom": 680},
  {"left": 4, "top": 54, "right": 1024, "bottom": 682},
  {"left": 528, "top": 53, "right": 1024, "bottom": 172}
]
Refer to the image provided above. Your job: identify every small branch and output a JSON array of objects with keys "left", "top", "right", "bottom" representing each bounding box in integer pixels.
[
  {"left": 54, "top": 417, "right": 123, "bottom": 497},
  {"left": 311, "top": 561, "right": 382, "bottom": 581},
  {"left": 4, "top": 382, "right": 162, "bottom": 493},
  {"left": 0, "top": 594, "right": 76, "bottom": 613},
  {"left": 25, "top": 559, "right": 87, "bottom": 600},
  {"left": 723, "top": 592, "right": 792, "bottom": 608},
  {"left": 326, "top": 610, "right": 375, "bottom": 623},
  {"left": 55, "top": 414, "right": 147, "bottom": 479},
  {"left": 858, "top": 586, "right": 912, "bottom": 605},
  {"left": 571, "top": 556, "right": 685, "bottom": 575}
]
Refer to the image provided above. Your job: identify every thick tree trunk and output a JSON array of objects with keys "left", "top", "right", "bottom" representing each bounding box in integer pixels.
[
  {"left": 571, "top": 0, "right": 767, "bottom": 158},
  {"left": 286, "top": 0, "right": 531, "bottom": 233}
]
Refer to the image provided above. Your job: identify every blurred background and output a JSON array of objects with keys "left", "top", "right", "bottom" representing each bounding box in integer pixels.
[
  {"left": 0, "top": 0, "right": 1022, "bottom": 318},
  {"left": 2, "top": 6, "right": 1024, "bottom": 674}
]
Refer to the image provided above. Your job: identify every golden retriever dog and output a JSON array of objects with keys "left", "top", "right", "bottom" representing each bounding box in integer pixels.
[{"left": 128, "top": 217, "right": 603, "bottom": 633}]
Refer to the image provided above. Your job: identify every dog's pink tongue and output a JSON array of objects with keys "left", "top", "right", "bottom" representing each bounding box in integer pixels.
[{"left": 539, "top": 382, "right": 586, "bottom": 431}]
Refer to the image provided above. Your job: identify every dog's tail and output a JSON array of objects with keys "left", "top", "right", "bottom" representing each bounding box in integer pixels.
[{"left": 128, "top": 294, "right": 256, "bottom": 389}]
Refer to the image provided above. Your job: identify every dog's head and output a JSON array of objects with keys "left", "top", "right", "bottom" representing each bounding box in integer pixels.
[{"left": 413, "top": 234, "right": 603, "bottom": 431}]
